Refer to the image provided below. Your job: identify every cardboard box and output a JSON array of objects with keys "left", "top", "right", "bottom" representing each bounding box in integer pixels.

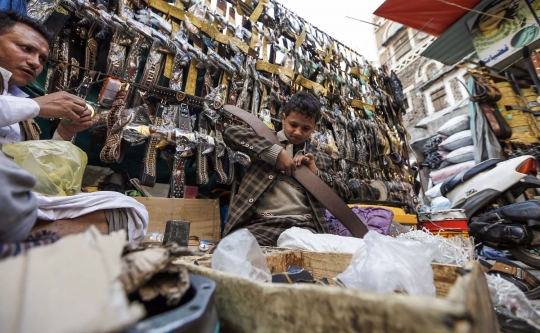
[{"left": 133, "top": 198, "right": 221, "bottom": 243}]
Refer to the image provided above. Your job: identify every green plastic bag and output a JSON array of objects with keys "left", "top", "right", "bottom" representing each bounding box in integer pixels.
[{"left": 3, "top": 140, "right": 88, "bottom": 196}]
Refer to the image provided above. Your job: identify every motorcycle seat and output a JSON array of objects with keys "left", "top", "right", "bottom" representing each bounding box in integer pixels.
[{"left": 441, "top": 158, "right": 501, "bottom": 196}]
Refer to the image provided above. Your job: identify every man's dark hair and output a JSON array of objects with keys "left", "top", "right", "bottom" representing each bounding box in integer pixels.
[
  {"left": 0, "top": 10, "right": 54, "bottom": 47},
  {"left": 282, "top": 92, "right": 321, "bottom": 123}
]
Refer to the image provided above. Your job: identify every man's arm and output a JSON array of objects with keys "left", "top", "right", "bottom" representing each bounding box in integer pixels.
[
  {"left": 223, "top": 124, "right": 297, "bottom": 176},
  {"left": 1, "top": 91, "right": 92, "bottom": 140},
  {"left": 0, "top": 95, "right": 40, "bottom": 127},
  {"left": 0, "top": 151, "right": 37, "bottom": 243}
]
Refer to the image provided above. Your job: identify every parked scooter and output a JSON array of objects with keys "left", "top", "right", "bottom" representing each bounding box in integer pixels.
[
  {"left": 437, "top": 155, "right": 540, "bottom": 268},
  {"left": 440, "top": 155, "right": 540, "bottom": 219}
]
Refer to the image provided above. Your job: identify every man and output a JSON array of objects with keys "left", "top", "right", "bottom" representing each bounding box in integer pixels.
[
  {"left": 223, "top": 92, "right": 350, "bottom": 246},
  {"left": 0, "top": 10, "right": 92, "bottom": 145}
]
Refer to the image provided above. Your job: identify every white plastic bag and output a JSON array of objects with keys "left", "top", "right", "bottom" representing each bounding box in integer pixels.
[
  {"left": 430, "top": 196, "right": 452, "bottom": 210},
  {"left": 336, "top": 231, "right": 438, "bottom": 296},
  {"left": 211, "top": 229, "right": 271, "bottom": 282},
  {"left": 425, "top": 183, "right": 442, "bottom": 199}
]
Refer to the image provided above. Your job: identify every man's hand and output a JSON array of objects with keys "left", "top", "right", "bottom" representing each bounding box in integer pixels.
[
  {"left": 33, "top": 91, "right": 87, "bottom": 121},
  {"left": 275, "top": 149, "right": 296, "bottom": 176},
  {"left": 55, "top": 108, "right": 92, "bottom": 141},
  {"left": 294, "top": 153, "right": 318, "bottom": 175}
]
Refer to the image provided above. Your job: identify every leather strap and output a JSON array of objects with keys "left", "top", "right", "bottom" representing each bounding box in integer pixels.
[
  {"left": 169, "top": 152, "right": 187, "bottom": 198},
  {"left": 480, "top": 103, "right": 501, "bottom": 137},
  {"left": 222, "top": 104, "right": 369, "bottom": 238},
  {"left": 148, "top": 85, "right": 205, "bottom": 109},
  {"left": 490, "top": 261, "right": 540, "bottom": 289},
  {"left": 532, "top": 50, "right": 540, "bottom": 79},
  {"left": 20, "top": 119, "right": 42, "bottom": 141},
  {"left": 196, "top": 116, "right": 211, "bottom": 185}
]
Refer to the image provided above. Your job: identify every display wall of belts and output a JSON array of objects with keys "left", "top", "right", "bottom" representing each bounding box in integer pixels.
[{"left": 28, "top": 0, "right": 415, "bottom": 203}]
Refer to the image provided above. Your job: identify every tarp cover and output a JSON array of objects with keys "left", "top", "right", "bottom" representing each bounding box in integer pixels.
[{"left": 374, "top": 0, "right": 483, "bottom": 37}]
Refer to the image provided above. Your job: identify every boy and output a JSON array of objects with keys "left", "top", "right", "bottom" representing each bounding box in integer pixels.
[{"left": 223, "top": 92, "right": 350, "bottom": 246}]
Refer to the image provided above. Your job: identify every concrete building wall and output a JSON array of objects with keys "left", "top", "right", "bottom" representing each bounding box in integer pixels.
[{"left": 373, "top": 16, "right": 472, "bottom": 144}]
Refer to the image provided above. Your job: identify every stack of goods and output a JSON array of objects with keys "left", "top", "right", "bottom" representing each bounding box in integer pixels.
[
  {"left": 418, "top": 209, "right": 469, "bottom": 238},
  {"left": 426, "top": 115, "right": 475, "bottom": 185},
  {"left": 522, "top": 87, "right": 540, "bottom": 131},
  {"left": 495, "top": 82, "right": 540, "bottom": 145},
  {"left": 424, "top": 115, "right": 476, "bottom": 208},
  {"left": 26, "top": 0, "right": 415, "bottom": 202}
]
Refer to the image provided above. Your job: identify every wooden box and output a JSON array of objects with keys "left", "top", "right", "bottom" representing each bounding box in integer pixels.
[
  {"left": 133, "top": 198, "right": 221, "bottom": 242},
  {"left": 184, "top": 249, "right": 498, "bottom": 333}
]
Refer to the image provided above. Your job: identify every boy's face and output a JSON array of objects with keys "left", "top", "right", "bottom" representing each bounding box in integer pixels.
[{"left": 281, "top": 111, "right": 316, "bottom": 146}]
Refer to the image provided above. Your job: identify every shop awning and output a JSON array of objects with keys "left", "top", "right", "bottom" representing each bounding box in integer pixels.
[
  {"left": 373, "top": 0, "right": 483, "bottom": 37},
  {"left": 375, "top": 0, "right": 540, "bottom": 69}
]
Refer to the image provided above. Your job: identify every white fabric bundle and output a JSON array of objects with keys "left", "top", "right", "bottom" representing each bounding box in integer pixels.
[
  {"left": 437, "top": 115, "right": 470, "bottom": 137},
  {"left": 444, "top": 145, "right": 475, "bottom": 164},
  {"left": 439, "top": 130, "right": 473, "bottom": 151},
  {"left": 35, "top": 191, "right": 149, "bottom": 245},
  {"left": 277, "top": 227, "right": 366, "bottom": 253},
  {"left": 430, "top": 160, "right": 476, "bottom": 184}
]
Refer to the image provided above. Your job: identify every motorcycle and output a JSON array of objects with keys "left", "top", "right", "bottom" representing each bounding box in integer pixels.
[
  {"left": 438, "top": 155, "right": 540, "bottom": 268},
  {"left": 470, "top": 200, "right": 540, "bottom": 270}
]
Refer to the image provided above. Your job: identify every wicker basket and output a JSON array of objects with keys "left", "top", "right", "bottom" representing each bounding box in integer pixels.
[{"left": 496, "top": 87, "right": 540, "bottom": 144}]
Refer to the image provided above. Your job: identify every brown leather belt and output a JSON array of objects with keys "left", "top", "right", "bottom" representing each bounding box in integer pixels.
[{"left": 222, "top": 105, "right": 369, "bottom": 238}]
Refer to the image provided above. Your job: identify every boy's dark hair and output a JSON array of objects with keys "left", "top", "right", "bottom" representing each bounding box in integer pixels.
[
  {"left": 282, "top": 92, "right": 321, "bottom": 123},
  {"left": 0, "top": 10, "right": 53, "bottom": 47}
]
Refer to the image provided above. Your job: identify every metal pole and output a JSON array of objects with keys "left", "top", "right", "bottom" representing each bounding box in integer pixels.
[{"left": 524, "top": 0, "right": 540, "bottom": 27}]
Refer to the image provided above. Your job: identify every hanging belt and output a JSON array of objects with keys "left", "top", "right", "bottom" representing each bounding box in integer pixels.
[
  {"left": 222, "top": 104, "right": 369, "bottom": 238},
  {"left": 140, "top": 103, "right": 165, "bottom": 186}
]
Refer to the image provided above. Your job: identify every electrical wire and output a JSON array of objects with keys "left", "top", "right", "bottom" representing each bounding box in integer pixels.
[{"left": 437, "top": 0, "right": 513, "bottom": 21}]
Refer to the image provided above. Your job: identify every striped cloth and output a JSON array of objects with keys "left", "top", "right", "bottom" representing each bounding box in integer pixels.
[{"left": 0, "top": 230, "right": 60, "bottom": 259}]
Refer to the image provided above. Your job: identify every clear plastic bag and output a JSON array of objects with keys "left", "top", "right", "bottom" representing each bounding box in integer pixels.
[
  {"left": 336, "top": 230, "right": 438, "bottom": 296},
  {"left": 2, "top": 140, "right": 88, "bottom": 196},
  {"left": 211, "top": 229, "right": 271, "bottom": 282},
  {"left": 486, "top": 274, "right": 540, "bottom": 331}
]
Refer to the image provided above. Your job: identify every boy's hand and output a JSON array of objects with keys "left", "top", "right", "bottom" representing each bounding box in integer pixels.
[
  {"left": 294, "top": 153, "right": 318, "bottom": 175},
  {"left": 275, "top": 149, "right": 296, "bottom": 176}
]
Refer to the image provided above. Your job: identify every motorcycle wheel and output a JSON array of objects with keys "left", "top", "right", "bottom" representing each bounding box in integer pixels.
[{"left": 508, "top": 246, "right": 540, "bottom": 270}]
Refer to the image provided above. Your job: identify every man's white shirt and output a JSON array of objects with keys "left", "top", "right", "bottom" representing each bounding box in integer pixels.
[{"left": 0, "top": 67, "right": 40, "bottom": 145}]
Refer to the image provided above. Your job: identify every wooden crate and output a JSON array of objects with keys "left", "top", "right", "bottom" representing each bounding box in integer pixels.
[
  {"left": 133, "top": 198, "right": 221, "bottom": 242},
  {"left": 184, "top": 249, "right": 498, "bottom": 333}
]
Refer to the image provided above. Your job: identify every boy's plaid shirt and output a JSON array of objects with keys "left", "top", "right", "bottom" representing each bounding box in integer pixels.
[{"left": 222, "top": 125, "right": 350, "bottom": 237}]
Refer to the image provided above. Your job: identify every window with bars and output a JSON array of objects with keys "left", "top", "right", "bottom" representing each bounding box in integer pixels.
[
  {"left": 431, "top": 87, "right": 448, "bottom": 112},
  {"left": 403, "top": 95, "right": 410, "bottom": 111},
  {"left": 393, "top": 34, "right": 412, "bottom": 60}
]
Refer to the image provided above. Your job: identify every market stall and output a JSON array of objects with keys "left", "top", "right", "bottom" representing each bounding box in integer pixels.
[{"left": 15, "top": 0, "right": 420, "bottom": 240}]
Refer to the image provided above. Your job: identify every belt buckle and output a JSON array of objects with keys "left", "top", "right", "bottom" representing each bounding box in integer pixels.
[{"left": 516, "top": 267, "right": 523, "bottom": 280}]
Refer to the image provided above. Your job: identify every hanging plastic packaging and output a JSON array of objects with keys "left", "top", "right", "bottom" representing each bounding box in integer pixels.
[
  {"left": 3, "top": 140, "right": 88, "bottom": 196},
  {"left": 336, "top": 231, "right": 438, "bottom": 296},
  {"left": 211, "top": 229, "right": 272, "bottom": 282}
]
